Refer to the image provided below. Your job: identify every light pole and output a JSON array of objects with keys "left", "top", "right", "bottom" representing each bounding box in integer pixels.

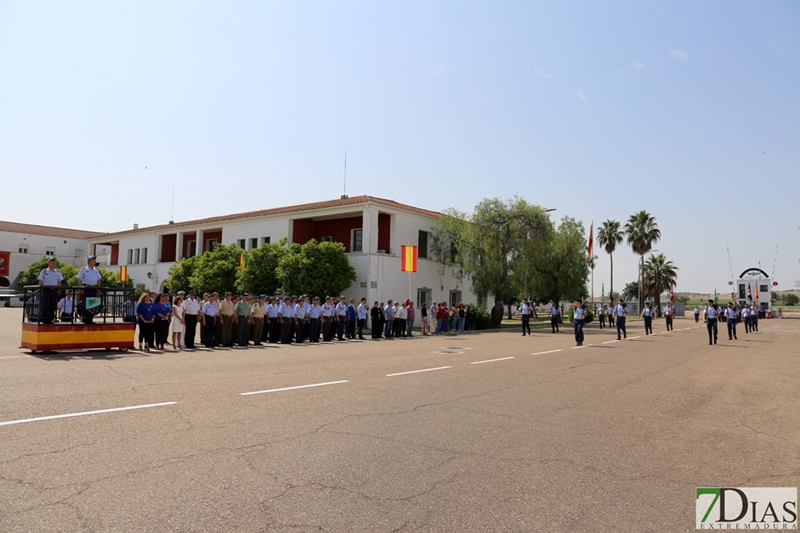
[{"left": 524, "top": 208, "right": 556, "bottom": 301}]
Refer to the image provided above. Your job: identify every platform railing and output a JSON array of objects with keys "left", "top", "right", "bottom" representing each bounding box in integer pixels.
[{"left": 21, "top": 286, "right": 136, "bottom": 325}]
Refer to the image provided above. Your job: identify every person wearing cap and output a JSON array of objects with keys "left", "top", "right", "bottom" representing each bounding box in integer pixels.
[
  {"left": 218, "top": 292, "right": 236, "bottom": 347},
  {"left": 724, "top": 302, "right": 738, "bottom": 340},
  {"left": 664, "top": 302, "right": 675, "bottom": 331},
  {"left": 321, "top": 297, "right": 334, "bottom": 341},
  {"left": 613, "top": 298, "right": 628, "bottom": 340},
  {"left": 250, "top": 295, "right": 265, "bottom": 346},
  {"left": 267, "top": 296, "right": 280, "bottom": 343},
  {"left": 77, "top": 255, "right": 103, "bottom": 324},
  {"left": 640, "top": 302, "right": 653, "bottom": 335},
  {"left": 571, "top": 299, "right": 586, "bottom": 346},
  {"left": 201, "top": 293, "right": 218, "bottom": 349},
  {"left": 346, "top": 298, "right": 357, "bottom": 339},
  {"left": 37, "top": 257, "right": 64, "bottom": 324},
  {"left": 57, "top": 289, "right": 75, "bottom": 323},
  {"left": 356, "top": 298, "right": 368, "bottom": 340},
  {"left": 515, "top": 299, "right": 532, "bottom": 336},
  {"left": 703, "top": 299, "right": 719, "bottom": 345},
  {"left": 335, "top": 296, "right": 348, "bottom": 341},
  {"left": 308, "top": 297, "right": 322, "bottom": 342},
  {"left": 279, "top": 296, "right": 293, "bottom": 344},
  {"left": 294, "top": 297, "right": 308, "bottom": 343},
  {"left": 182, "top": 291, "right": 200, "bottom": 349},
  {"left": 235, "top": 293, "right": 252, "bottom": 347}
]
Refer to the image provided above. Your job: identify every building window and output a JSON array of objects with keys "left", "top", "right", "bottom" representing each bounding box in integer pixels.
[
  {"left": 738, "top": 284, "right": 746, "bottom": 299},
  {"left": 134, "top": 249, "right": 140, "bottom": 264},
  {"left": 760, "top": 284, "right": 769, "bottom": 293},
  {"left": 261, "top": 237, "right": 271, "bottom": 245},
  {"left": 418, "top": 231, "right": 429, "bottom": 259},
  {"left": 477, "top": 294, "right": 487, "bottom": 308},
  {"left": 351, "top": 229, "right": 363, "bottom": 252},
  {"left": 45, "top": 247, "right": 56, "bottom": 256},
  {"left": 75, "top": 249, "right": 85, "bottom": 258},
  {"left": 249, "top": 238, "right": 258, "bottom": 250},
  {"left": 127, "top": 249, "right": 134, "bottom": 264},
  {"left": 449, "top": 290, "right": 462, "bottom": 307},
  {"left": 207, "top": 239, "right": 218, "bottom": 252},
  {"left": 141, "top": 248, "right": 147, "bottom": 264},
  {"left": 187, "top": 241, "right": 197, "bottom": 257},
  {"left": 417, "top": 288, "right": 432, "bottom": 308},
  {"left": 18, "top": 245, "right": 28, "bottom": 254},
  {"left": 321, "top": 236, "right": 332, "bottom": 242},
  {"left": 237, "top": 239, "right": 245, "bottom": 249}
]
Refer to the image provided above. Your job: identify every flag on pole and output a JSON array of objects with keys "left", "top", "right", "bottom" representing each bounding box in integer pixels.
[
  {"left": 669, "top": 280, "right": 675, "bottom": 303},
  {"left": 238, "top": 253, "right": 246, "bottom": 269},
  {"left": 714, "top": 288, "right": 718, "bottom": 303},
  {"left": 119, "top": 266, "right": 128, "bottom": 282},
  {"left": 401, "top": 246, "right": 417, "bottom": 272},
  {"left": 587, "top": 223, "right": 593, "bottom": 260},
  {"left": 755, "top": 283, "right": 759, "bottom": 302},
  {"left": 601, "top": 283, "right": 605, "bottom": 299}
]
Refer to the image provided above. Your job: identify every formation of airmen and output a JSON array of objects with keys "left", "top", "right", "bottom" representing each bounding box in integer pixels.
[{"left": 699, "top": 300, "right": 762, "bottom": 345}]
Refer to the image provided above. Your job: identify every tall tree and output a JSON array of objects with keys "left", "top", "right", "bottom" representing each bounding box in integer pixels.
[
  {"left": 597, "top": 220, "right": 624, "bottom": 306},
  {"left": 528, "top": 217, "right": 591, "bottom": 305},
  {"left": 642, "top": 253, "right": 678, "bottom": 311},
  {"left": 165, "top": 255, "right": 201, "bottom": 294},
  {"left": 276, "top": 240, "right": 357, "bottom": 298},
  {"left": 624, "top": 210, "right": 661, "bottom": 308},
  {"left": 189, "top": 243, "right": 242, "bottom": 295},
  {"left": 236, "top": 239, "right": 289, "bottom": 295}
]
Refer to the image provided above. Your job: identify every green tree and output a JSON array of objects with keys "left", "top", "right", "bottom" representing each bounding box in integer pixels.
[
  {"left": 528, "top": 217, "right": 591, "bottom": 305},
  {"left": 165, "top": 255, "right": 201, "bottom": 294},
  {"left": 597, "top": 220, "right": 624, "bottom": 307},
  {"left": 642, "top": 253, "right": 678, "bottom": 311},
  {"left": 624, "top": 210, "right": 661, "bottom": 307},
  {"left": 432, "top": 197, "right": 552, "bottom": 323},
  {"left": 98, "top": 268, "right": 134, "bottom": 288},
  {"left": 237, "top": 239, "right": 289, "bottom": 295},
  {"left": 19, "top": 257, "right": 79, "bottom": 287},
  {"left": 621, "top": 281, "right": 639, "bottom": 302},
  {"left": 783, "top": 293, "right": 799, "bottom": 306},
  {"left": 189, "top": 243, "right": 242, "bottom": 295},
  {"left": 276, "top": 240, "right": 357, "bottom": 298}
]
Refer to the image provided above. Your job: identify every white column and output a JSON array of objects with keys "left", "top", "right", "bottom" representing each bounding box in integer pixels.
[
  {"left": 175, "top": 233, "right": 182, "bottom": 261},
  {"left": 195, "top": 230, "right": 202, "bottom": 255}
]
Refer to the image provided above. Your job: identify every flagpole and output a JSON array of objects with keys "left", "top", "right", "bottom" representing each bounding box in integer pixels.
[{"left": 590, "top": 221, "right": 594, "bottom": 307}]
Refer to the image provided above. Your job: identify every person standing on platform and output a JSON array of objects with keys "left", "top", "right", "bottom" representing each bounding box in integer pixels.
[
  {"left": 641, "top": 302, "right": 653, "bottom": 335},
  {"left": 571, "top": 300, "right": 586, "bottom": 346},
  {"left": 371, "top": 301, "right": 382, "bottom": 339},
  {"left": 614, "top": 298, "right": 628, "bottom": 340},
  {"left": 347, "top": 298, "right": 357, "bottom": 339},
  {"left": 725, "top": 302, "right": 738, "bottom": 340},
  {"left": 357, "top": 298, "right": 368, "bottom": 340},
  {"left": 308, "top": 297, "right": 322, "bottom": 342},
  {"left": 664, "top": 303, "right": 675, "bottom": 331},
  {"left": 549, "top": 300, "right": 560, "bottom": 333},
  {"left": 37, "top": 257, "right": 63, "bottom": 324},
  {"left": 202, "top": 294, "right": 218, "bottom": 349},
  {"left": 182, "top": 290, "right": 200, "bottom": 349},
  {"left": 703, "top": 299, "right": 719, "bottom": 345},
  {"left": 57, "top": 289, "right": 75, "bottom": 323},
  {"left": 76, "top": 255, "right": 103, "bottom": 324},
  {"left": 406, "top": 300, "right": 415, "bottom": 337},
  {"left": 516, "top": 299, "right": 532, "bottom": 336},
  {"left": 335, "top": 296, "right": 348, "bottom": 341}
]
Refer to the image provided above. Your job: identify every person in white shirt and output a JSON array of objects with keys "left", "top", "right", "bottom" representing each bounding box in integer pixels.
[
  {"left": 703, "top": 299, "right": 719, "bottom": 345},
  {"left": 38, "top": 257, "right": 64, "bottom": 324},
  {"left": 725, "top": 302, "right": 738, "bottom": 340},
  {"left": 571, "top": 300, "right": 586, "bottom": 346},
  {"left": 77, "top": 255, "right": 103, "bottom": 324},
  {"left": 182, "top": 290, "right": 200, "bottom": 349},
  {"left": 172, "top": 296, "right": 185, "bottom": 350},
  {"left": 57, "top": 289, "right": 75, "bottom": 323},
  {"left": 664, "top": 303, "right": 675, "bottom": 331},
  {"left": 516, "top": 299, "right": 532, "bottom": 336},
  {"left": 201, "top": 294, "right": 218, "bottom": 349},
  {"left": 614, "top": 299, "right": 629, "bottom": 340},
  {"left": 357, "top": 298, "right": 368, "bottom": 340},
  {"left": 549, "top": 300, "right": 560, "bottom": 333},
  {"left": 640, "top": 302, "right": 653, "bottom": 335}
]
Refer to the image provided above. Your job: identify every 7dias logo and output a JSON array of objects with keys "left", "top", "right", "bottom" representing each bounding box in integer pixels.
[{"left": 696, "top": 487, "right": 797, "bottom": 529}]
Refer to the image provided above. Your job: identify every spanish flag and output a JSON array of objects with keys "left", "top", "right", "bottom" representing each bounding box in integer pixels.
[
  {"left": 238, "top": 253, "right": 246, "bottom": 269},
  {"left": 119, "top": 265, "right": 128, "bottom": 282},
  {"left": 401, "top": 246, "right": 417, "bottom": 272},
  {"left": 754, "top": 283, "right": 759, "bottom": 302},
  {"left": 587, "top": 223, "right": 593, "bottom": 260}
]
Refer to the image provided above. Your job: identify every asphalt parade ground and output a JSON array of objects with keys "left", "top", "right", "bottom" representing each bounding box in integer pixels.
[{"left": 1, "top": 308, "right": 798, "bottom": 532}]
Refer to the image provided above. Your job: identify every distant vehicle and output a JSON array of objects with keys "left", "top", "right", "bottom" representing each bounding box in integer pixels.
[{"left": 0, "top": 288, "right": 23, "bottom": 307}]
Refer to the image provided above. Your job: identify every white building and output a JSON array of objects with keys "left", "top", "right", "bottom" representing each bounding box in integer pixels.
[
  {"left": 734, "top": 268, "right": 773, "bottom": 313},
  {"left": 0, "top": 221, "right": 100, "bottom": 289},
  {"left": 87, "top": 196, "right": 481, "bottom": 320}
]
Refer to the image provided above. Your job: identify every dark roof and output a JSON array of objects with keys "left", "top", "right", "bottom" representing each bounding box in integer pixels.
[
  {"left": 0, "top": 220, "right": 103, "bottom": 240},
  {"left": 92, "top": 196, "right": 443, "bottom": 239}
]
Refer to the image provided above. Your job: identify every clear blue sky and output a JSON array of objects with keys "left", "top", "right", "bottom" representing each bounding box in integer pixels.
[{"left": 1, "top": 1, "right": 798, "bottom": 294}]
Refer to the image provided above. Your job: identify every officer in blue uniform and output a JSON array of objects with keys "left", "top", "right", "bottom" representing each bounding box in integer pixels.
[
  {"left": 571, "top": 300, "right": 586, "bottom": 346},
  {"left": 335, "top": 296, "right": 348, "bottom": 340},
  {"left": 321, "top": 297, "right": 335, "bottom": 341},
  {"left": 37, "top": 257, "right": 64, "bottom": 324},
  {"left": 614, "top": 299, "right": 628, "bottom": 340},
  {"left": 725, "top": 302, "right": 738, "bottom": 340},
  {"left": 308, "top": 297, "right": 322, "bottom": 342},
  {"left": 549, "top": 300, "right": 560, "bottom": 333},
  {"left": 294, "top": 297, "right": 307, "bottom": 343},
  {"left": 703, "top": 299, "right": 719, "bottom": 345},
  {"left": 77, "top": 255, "right": 103, "bottom": 323},
  {"left": 640, "top": 302, "right": 653, "bottom": 335}
]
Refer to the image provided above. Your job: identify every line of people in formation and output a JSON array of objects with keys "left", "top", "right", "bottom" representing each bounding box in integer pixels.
[
  {"left": 133, "top": 289, "right": 471, "bottom": 351},
  {"left": 699, "top": 300, "right": 761, "bottom": 345},
  {"left": 515, "top": 298, "right": 632, "bottom": 346}
]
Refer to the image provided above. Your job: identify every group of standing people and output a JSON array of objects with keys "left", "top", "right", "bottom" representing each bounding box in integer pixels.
[{"left": 701, "top": 301, "right": 761, "bottom": 345}]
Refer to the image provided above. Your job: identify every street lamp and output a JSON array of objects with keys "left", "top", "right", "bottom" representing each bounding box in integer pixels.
[{"left": 524, "top": 208, "right": 557, "bottom": 301}]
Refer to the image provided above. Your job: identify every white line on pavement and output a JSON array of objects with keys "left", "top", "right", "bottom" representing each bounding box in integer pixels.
[
  {"left": 240, "top": 380, "right": 349, "bottom": 395},
  {"left": 629, "top": 336, "right": 641, "bottom": 339},
  {"left": 0, "top": 355, "right": 29, "bottom": 359},
  {"left": 601, "top": 340, "right": 619, "bottom": 344},
  {"left": 386, "top": 366, "right": 452, "bottom": 377},
  {"left": 531, "top": 349, "right": 563, "bottom": 355},
  {"left": 0, "top": 402, "right": 178, "bottom": 427},
  {"left": 470, "top": 357, "right": 515, "bottom": 365}
]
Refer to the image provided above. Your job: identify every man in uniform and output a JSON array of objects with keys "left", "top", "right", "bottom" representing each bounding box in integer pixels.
[
  {"left": 598, "top": 304, "right": 606, "bottom": 329},
  {"left": 201, "top": 293, "right": 218, "bottom": 349},
  {"left": 725, "top": 302, "right": 738, "bottom": 340},
  {"left": 516, "top": 299, "right": 531, "bottom": 336},
  {"left": 693, "top": 306, "right": 700, "bottom": 323},
  {"left": 182, "top": 290, "right": 200, "bottom": 349},
  {"left": 347, "top": 298, "right": 357, "bottom": 339},
  {"left": 641, "top": 302, "right": 653, "bottom": 335},
  {"left": 703, "top": 299, "right": 719, "bottom": 345},
  {"left": 322, "top": 296, "right": 335, "bottom": 341},
  {"left": 308, "top": 297, "right": 322, "bottom": 342},
  {"left": 219, "top": 292, "right": 236, "bottom": 347},
  {"left": 279, "top": 296, "right": 294, "bottom": 345},
  {"left": 571, "top": 300, "right": 586, "bottom": 346},
  {"left": 38, "top": 257, "right": 64, "bottom": 324},
  {"left": 268, "top": 296, "right": 280, "bottom": 343},
  {"left": 741, "top": 305, "right": 750, "bottom": 333},
  {"left": 549, "top": 300, "right": 560, "bottom": 333},
  {"left": 57, "top": 289, "right": 75, "bottom": 323},
  {"left": 614, "top": 298, "right": 628, "bottom": 340},
  {"left": 750, "top": 304, "right": 759, "bottom": 332},
  {"left": 335, "top": 296, "right": 348, "bottom": 341},
  {"left": 664, "top": 302, "right": 675, "bottom": 331},
  {"left": 250, "top": 295, "right": 265, "bottom": 346},
  {"left": 235, "top": 293, "right": 252, "bottom": 347},
  {"left": 294, "top": 296, "right": 308, "bottom": 343},
  {"left": 357, "top": 298, "right": 368, "bottom": 340},
  {"left": 77, "top": 255, "right": 103, "bottom": 323}
]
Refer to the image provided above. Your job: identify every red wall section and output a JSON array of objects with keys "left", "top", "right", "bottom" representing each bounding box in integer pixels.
[
  {"left": 110, "top": 243, "right": 119, "bottom": 266},
  {"left": 313, "top": 216, "right": 362, "bottom": 249},
  {"left": 378, "top": 213, "right": 391, "bottom": 253},
  {"left": 202, "top": 231, "right": 222, "bottom": 253},
  {"left": 182, "top": 236, "right": 196, "bottom": 258},
  {"left": 292, "top": 219, "right": 315, "bottom": 245},
  {"left": 160, "top": 234, "right": 177, "bottom": 263}
]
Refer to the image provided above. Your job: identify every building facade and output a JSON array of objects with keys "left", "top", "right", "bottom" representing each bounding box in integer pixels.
[{"left": 87, "top": 196, "right": 479, "bottom": 321}]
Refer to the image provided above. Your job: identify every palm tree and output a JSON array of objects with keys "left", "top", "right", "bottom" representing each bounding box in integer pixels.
[
  {"left": 643, "top": 253, "right": 678, "bottom": 311},
  {"left": 624, "top": 210, "right": 661, "bottom": 309},
  {"left": 597, "top": 220, "right": 623, "bottom": 306}
]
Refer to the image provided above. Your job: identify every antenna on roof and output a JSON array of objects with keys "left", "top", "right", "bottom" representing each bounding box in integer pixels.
[
  {"left": 170, "top": 187, "right": 175, "bottom": 224},
  {"left": 341, "top": 149, "right": 348, "bottom": 199}
]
